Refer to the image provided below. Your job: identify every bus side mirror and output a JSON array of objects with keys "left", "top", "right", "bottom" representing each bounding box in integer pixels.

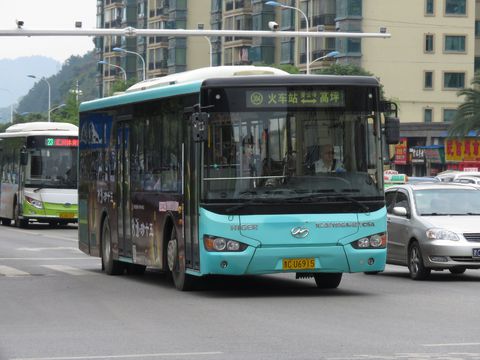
[
  {"left": 20, "top": 148, "right": 28, "bottom": 166},
  {"left": 190, "top": 112, "right": 209, "bottom": 142},
  {"left": 384, "top": 117, "right": 400, "bottom": 144}
]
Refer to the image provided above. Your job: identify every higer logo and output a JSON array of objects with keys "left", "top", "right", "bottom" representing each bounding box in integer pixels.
[{"left": 291, "top": 226, "right": 309, "bottom": 238}]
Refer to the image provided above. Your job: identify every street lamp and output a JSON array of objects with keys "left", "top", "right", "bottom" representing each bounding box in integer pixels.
[
  {"left": 203, "top": 37, "right": 213, "bottom": 67},
  {"left": 310, "top": 50, "right": 339, "bottom": 66},
  {"left": 48, "top": 103, "right": 66, "bottom": 120},
  {"left": 266, "top": 0, "right": 310, "bottom": 74},
  {"left": 99, "top": 60, "right": 127, "bottom": 82},
  {"left": 0, "top": 88, "right": 14, "bottom": 123},
  {"left": 113, "top": 47, "right": 146, "bottom": 81},
  {"left": 27, "top": 75, "right": 51, "bottom": 122}
]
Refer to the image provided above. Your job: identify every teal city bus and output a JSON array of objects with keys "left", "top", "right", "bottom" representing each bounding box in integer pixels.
[{"left": 78, "top": 66, "right": 399, "bottom": 290}]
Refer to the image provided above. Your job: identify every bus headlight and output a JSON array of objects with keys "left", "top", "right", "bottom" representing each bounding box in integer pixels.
[
  {"left": 352, "top": 233, "right": 387, "bottom": 249},
  {"left": 203, "top": 235, "right": 248, "bottom": 252},
  {"left": 25, "top": 196, "right": 43, "bottom": 209}
]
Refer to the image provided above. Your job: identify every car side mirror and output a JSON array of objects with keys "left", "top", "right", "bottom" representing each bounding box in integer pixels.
[{"left": 393, "top": 206, "right": 408, "bottom": 217}]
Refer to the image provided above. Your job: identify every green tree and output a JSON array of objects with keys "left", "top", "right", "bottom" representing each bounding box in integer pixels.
[
  {"left": 448, "top": 75, "right": 480, "bottom": 136},
  {"left": 109, "top": 78, "right": 138, "bottom": 95},
  {"left": 314, "top": 63, "right": 373, "bottom": 76}
]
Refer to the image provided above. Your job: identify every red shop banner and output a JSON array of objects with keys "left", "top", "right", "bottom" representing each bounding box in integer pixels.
[{"left": 394, "top": 138, "right": 408, "bottom": 165}]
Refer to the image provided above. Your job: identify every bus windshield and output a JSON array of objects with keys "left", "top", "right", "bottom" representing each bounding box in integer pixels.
[
  {"left": 203, "top": 109, "right": 382, "bottom": 203},
  {"left": 25, "top": 147, "right": 78, "bottom": 189}
]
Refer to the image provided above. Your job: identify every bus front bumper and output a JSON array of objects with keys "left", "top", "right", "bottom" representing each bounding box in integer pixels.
[{"left": 198, "top": 245, "right": 386, "bottom": 276}]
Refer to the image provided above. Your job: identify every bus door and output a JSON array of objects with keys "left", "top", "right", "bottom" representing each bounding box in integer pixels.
[
  {"left": 183, "top": 115, "right": 201, "bottom": 271},
  {"left": 116, "top": 122, "right": 132, "bottom": 258}
]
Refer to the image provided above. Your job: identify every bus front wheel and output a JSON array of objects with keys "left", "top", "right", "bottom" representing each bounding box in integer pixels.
[
  {"left": 313, "top": 273, "right": 342, "bottom": 289},
  {"left": 13, "top": 202, "right": 28, "bottom": 228},
  {"left": 167, "top": 227, "right": 195, "bottom": 291},
  {"left": 101, "top": 219, "right": 124, "bottom": 275}
]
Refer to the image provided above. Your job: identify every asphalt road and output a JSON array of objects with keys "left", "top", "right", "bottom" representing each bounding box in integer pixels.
[{"left": 1, "top": 224, "right": 480, "bottom": 360}]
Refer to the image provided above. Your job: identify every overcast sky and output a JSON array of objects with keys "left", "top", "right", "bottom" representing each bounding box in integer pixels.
[{"left": 1, "top": 0, "right": 97, "bottom": 62}]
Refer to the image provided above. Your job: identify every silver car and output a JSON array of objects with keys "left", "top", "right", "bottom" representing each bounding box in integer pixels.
[{"left": 385, "top": 183, "right": 480, "bottom": 279}]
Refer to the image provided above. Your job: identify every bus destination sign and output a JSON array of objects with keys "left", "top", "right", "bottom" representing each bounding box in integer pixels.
[
  {"left": 246, "top": 89, "right": 345, "bottom": 108},
  {"left": 45, "top": 138, "right": 79, "bottom": 147}
]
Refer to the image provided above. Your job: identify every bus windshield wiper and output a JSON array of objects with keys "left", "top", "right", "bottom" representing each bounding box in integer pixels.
[
  {"left": 285, "top": 192, "right": 370, "bottom": 211},
  {"left": 225, "top": 197, "right": 278, "bottom": 213}
]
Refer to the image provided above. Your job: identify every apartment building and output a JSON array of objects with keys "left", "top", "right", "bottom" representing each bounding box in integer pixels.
[{"left": 95, "top": 0, "right": 477, "bottom": 174}]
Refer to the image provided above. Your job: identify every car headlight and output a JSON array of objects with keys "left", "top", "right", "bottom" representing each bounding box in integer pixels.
[
  {"left": 203, "top": 235, "right": 248, "bottom": 252},
  {"left": 352, "top": 233, "right": 387, "bottom": 249},
  {"left": 25, "top": 196, "right": 43, "bottom": 209},
  {"left": 426, "top": 228, "right": 460, "bottom": 241}
]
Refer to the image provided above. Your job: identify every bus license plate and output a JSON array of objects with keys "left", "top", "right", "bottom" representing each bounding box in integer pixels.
[
  {"left": 473, "top": 249, "right": 480, "bottom": 258},
  {"left": 59, "top": 212, "right": 75, "bottom": 219},
  {"left": 282, "top": 258, "right": 315, "bottom": 270}
]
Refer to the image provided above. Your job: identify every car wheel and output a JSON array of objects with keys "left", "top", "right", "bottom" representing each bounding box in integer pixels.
[
  {"left": 313, "top": 273, "right": 342, "bottom": 289},
  {"left": 101, "top": 219, "right": 124, "bottom": 275},
  {"left": 167, "top": 227, "right": 195, "bottom": 291},
  {"left": 408, "top": 242, "right": 431, "bottom": 280},
  {"left": 449, "top": 267, "right": 466, "bottom": 275}
]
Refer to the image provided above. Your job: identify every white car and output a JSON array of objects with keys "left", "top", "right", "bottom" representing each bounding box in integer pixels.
[{"left": 436, "top": 171, "right": 480, "bottom": 182}]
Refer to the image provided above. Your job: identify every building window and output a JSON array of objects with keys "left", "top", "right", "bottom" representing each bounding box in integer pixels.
[
  {"left": 443, "top": 72, "right": 465, "bottom": 89},
  {"left": 445, "top": 0, "right": 466, "bottom": 15},
  {"left": 475, "top": 57, "right": 480, "bottom": 72},
  {"left": 424, "top": 108, "right": 433, "bottom": 123},
  {"left": 425, "top": 0, "right": 434, "bottom": 15},
  {"left": 443, "top": 109, "right": 457, "bottom": 122},
  {"left": 444, "top": 35, "right": 466, "bottom": 52},
  {"left": 476, "top": 21, "right": 480, "bottom": 37},
  {"left": 425, "top": 34, "right": 434, "bottom": 53},
  {"left": 424, "top": 71, "right": 433, "bottom": 89}
]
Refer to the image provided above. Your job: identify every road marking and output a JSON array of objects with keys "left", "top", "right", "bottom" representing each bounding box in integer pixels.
[
  {"left": 423, "top": 343, "right": 480, "bottom": 347},
  {"left": 17, "top": 247, "right": 80, "bottom": 252},
  {"left": 0, "top": 265, "right": 30, "bottom": 277},
  {"left": 0, "top": 258, "right": 98, "bottom": 261},
  {"left": 42, "top": 265, "right": 96, "bottom": 276},
  {"left": 10, "top": 351, "right": 223, "bottom": 360}
]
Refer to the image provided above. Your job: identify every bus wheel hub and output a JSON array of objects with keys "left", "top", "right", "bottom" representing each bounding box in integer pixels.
[{"left": 167, "top": 239, "right": 177, "bottom": 271}]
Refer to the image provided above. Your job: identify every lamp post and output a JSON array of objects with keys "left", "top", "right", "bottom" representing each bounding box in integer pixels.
[
  {"left": 266, "top": 0, "right": 310, "bottom": 74},
  {"left": 48, "top": 103, "right": 66, "bottom": 121},
  {"left": 99, "top": 60, "right": 127, "bottom": 82},
  {"left": 203, "top": 37, "right": 213, "bottom": 67},
  {"left": 0, "top": 88, "right": 14, "bottom": 123},
  {"left": 27, "top": 75, "right": 51, "bottom": 122},
  {"left": 113, "top": 47, "right": 146, "bottom": 81},
  {"left": 310, "top": 50, "right": 339, "bottom": 66}
]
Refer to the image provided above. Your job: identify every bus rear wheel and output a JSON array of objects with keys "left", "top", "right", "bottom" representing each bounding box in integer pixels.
[
  {"left": 1, "top": 218, "right": 11, "bottom": 226},
  {"left": 101, "top": 219, "right": 124, "bottom": 275},
  {"left": 167, "top": 227, "right": 195, "bottom": 291},
  {"left": 313, "top": 273, "right": 342, "bottom": 289}
]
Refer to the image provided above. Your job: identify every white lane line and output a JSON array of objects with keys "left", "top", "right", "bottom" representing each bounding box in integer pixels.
[
  {"left": 0, "top": 258, "right": 98, "bottom": 261},
  {"left": 17, "top": 247, "right": 80, "bottom": 252},
  {"left": 10, "top": 351, "right": 223, "bottom": 360},
  {"left": 42, "top": 265, "right": 96, "bottom": 276},
  {"left": 423, "top": 343, "right": 480, "bottom": 347},
  {"left": 0, "top": 265, "right": 30, "bottom": 277}
]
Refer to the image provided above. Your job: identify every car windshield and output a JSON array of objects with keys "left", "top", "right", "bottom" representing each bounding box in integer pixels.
[{"left": 414, "top": 188, "right": 480, "bottom": 215}]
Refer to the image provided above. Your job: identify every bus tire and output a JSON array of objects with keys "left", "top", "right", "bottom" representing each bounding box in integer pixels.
[
  {"left": 101, "top": 219, "right": 124, "bottom": 275},
  {"left": 313, "top": 273, "right": 342, "bottom": 289},
  {"left": 167, "top": 226, "right": 195, "bottom": 291},
  {"left": 1, "top": 218, "right": 11, "bottom": 226},
  {"left": 13, "top": 201, "right": 28, "bottom": 228}
]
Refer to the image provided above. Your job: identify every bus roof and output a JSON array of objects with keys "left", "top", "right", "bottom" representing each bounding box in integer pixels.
[
  {"left": 79, "top": 65, "right": 380, "bottom": 113},
  {"left": 0, "top": 122, "right": 78, "bottom": 138}
]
